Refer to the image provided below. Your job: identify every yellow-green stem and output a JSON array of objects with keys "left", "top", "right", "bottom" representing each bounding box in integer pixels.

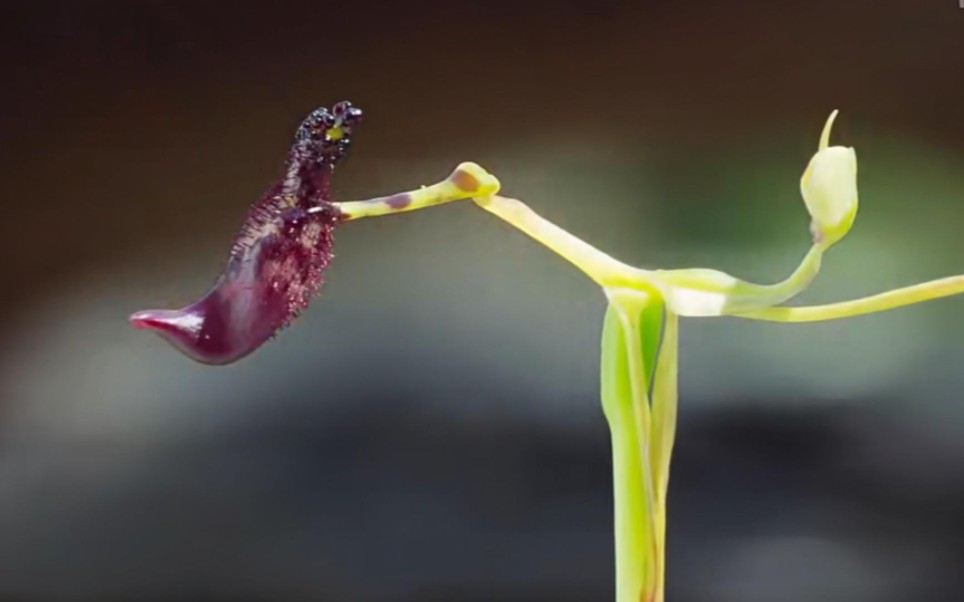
[
  {"left": 602, "top": 292, "right": 668, "bottom": 602},
  {"left": 735, "top": 275, "right": 964, "bottom": 322},
  {"left": 473, "top": 195, "right": 652, "bottom": 290},
  {"left": 335, "top": 162, "right": 500, "bottom": 220},
  {"left": 649, "top": 310, "right": 678, "bottom": 602}
]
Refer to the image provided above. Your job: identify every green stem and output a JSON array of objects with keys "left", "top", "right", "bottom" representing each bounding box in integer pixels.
[
  {"left": 734, "top": 274, "right": 964, "bottom": 322},
  {"left": 654, "top": 243, "right": 827, "bottom": 316},
  {"left": 602, "top": 292, "right": 666, "bottom": 602},
  {"left": 648, "top": 311, "right": 678, "bottom": 602}
]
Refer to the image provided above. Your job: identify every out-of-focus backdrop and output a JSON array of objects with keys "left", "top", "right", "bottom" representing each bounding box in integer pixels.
[{"left": 2, "top": 1, "right": 964, "bottom": 600}]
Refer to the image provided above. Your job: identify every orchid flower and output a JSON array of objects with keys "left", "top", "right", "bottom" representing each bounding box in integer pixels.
[{"left": 131, "top": 106, "right": 964, "bottom": 602}]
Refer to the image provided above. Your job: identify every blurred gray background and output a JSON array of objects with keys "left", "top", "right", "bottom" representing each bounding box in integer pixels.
[{"left": 2, "top": 1, "right": 964, "bottom": 600}]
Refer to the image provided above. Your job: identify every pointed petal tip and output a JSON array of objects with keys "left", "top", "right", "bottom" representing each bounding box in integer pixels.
[
  {"left": 129, "top": 309, "right": 176, "bottom": 331},
  {"left": 129, "top": 307, "right": 233, "bottom": 364},
  {"left": 129, "top": 310, "right": 157, "bottom": 329},
  {"left": 819, "top": 109, "right": 840, "bottom": 150},
  {"left": 128, "top": 308, "right": 205, "bottom": 341}
]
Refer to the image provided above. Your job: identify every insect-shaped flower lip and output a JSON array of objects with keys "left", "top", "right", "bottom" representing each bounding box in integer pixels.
[{"left": 130, "top": 103, "right": 352, "bottom": 365}]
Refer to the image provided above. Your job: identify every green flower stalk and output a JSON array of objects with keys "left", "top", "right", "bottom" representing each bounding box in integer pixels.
[
  {"left": 133, "top": 106, "right": 964, "bottom": 601},
  {"left": 331, "top": 111, "right": 964, "bottom": 602}
]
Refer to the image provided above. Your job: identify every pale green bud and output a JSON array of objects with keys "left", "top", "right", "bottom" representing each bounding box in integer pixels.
[{"left": 800, "top": 110, "right": 858, "bottom": 246}]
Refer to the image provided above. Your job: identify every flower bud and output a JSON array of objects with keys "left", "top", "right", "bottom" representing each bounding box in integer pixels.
[{"left": 800, "top": 110, "right": 858, "bottom": 246}]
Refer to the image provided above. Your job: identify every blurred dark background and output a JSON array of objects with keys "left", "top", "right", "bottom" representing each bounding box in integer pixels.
[{"left": 2, "top": 1, "right": 964, "bottom": 600}]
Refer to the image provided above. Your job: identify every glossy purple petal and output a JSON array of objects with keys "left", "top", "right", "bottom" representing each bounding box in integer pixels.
[{"left": 131, "top": 102, "right": 361, "bottom": 365}]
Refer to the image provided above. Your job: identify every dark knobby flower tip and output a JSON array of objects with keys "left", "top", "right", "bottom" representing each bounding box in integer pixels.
[
  {"left": 294, "top": 101, "right": 363, "bottom": 164},
  {"left": 131, "top": 103, "right": 359, "bottom": 365}
]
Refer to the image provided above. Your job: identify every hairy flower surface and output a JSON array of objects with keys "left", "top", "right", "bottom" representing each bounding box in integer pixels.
[{"left": 130, "top": 102, "right": 361, "bottom": 364}]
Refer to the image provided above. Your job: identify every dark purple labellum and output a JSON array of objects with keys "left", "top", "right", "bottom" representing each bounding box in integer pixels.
[{"left": 130, "top": 102, "right": 362, "bottom": 365}]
